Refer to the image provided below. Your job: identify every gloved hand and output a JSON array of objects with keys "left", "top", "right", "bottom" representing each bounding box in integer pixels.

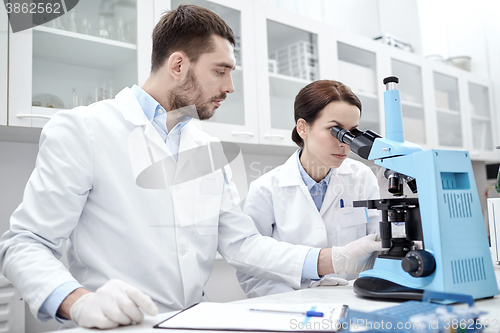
[
  {"left": 309, "top": 275, "right": 349, "bottom": 288},
  {"left": 70, "top": 279, "right": 158, "bottom": 329},
  {"left": 331, "top": 234, "right": 383, "bottom": 274}
]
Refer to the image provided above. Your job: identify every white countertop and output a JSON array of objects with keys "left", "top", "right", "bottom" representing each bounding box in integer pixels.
[{"left": 51, "top": 266, "right": 500, "bottom": 332}]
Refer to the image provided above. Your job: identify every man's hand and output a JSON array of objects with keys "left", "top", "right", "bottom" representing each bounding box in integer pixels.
[
  {"left": 331, "top": 234, "right": 383, "bottom": 274},
  {"left": 65, "top": 279, "right": 158, "bottom": 329}
]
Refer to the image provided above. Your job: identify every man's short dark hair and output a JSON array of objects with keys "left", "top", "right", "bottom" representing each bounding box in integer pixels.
[{"left": 151, "top": 4, "right": 236, "bottom": 72}]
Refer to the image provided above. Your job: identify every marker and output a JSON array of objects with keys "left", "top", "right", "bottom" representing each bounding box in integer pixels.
[
  {"left": 340, "top": 199, "right": 344, "bottom": 208},
  {"left": 249, "top": 309, "right": 324, "bottom": 317}
]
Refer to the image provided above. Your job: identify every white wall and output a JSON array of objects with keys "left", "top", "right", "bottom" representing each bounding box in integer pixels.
[
  {"left": 418, "top": 0, "right": 492, "bottom": 76},
  {"left": 418, "top": 0, "right": 500, "bottom": 149},
  {"left": 324, "top": 0, "right": 422, "bottom": 54}
]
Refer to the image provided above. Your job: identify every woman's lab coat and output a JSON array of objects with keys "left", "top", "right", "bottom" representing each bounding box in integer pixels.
[
  {"left": 0, "top": 88, "right": 311, "bottom": 322},
  {"left": 237, "top": 152, "right": 380, "bottom": 298}
]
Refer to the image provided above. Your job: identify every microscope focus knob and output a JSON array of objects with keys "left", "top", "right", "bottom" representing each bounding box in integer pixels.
[{"left": 401, "top": 250, "right": 436, "bottom": 277}]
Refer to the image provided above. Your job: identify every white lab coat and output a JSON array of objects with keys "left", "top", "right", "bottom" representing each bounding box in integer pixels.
[
  {"left": 0, "top": 88, "right": 311, "bottom": 322},
  {"left": 237, "top": 152, "right": 380, "bottom": 298}
]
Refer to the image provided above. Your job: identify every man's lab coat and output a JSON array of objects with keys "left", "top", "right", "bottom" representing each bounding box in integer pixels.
[{"left": 0, "top": 88, "right": 311, "bottom": 322}]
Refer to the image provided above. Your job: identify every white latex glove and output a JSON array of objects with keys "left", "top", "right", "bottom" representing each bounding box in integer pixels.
[
  {"left": 331, "top": 234, "right": 383, "bottom": 274},
  {"left": 309, "top": 275, "right": 349, "bottom": 288},
  {"left": 70, "top": 279, "right": 158, "bottom": 329}
]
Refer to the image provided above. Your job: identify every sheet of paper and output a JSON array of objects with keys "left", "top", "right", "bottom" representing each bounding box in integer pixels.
[{"left": 155, "top": 302, "right": 346, "bottom": 332}]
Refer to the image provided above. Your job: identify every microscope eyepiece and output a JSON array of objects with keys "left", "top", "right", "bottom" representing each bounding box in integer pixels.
[
  {"left": 383, "top": 76, "right": 399, "bottom": 85},
  {"left": 330, "top": 126, "right": 381, "bottom": 160},
  {"left": 330, "top": 126, "right": 355, "bottom": 145}
]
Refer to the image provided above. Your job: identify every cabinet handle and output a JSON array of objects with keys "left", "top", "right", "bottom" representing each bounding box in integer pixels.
[
  {"left": 263, "top": 134, "right": 284, "bottom": 140},
  {"left": 16, "top": 114, "right": 52, "bottom": 120},
  {"left": 231, "top": 132, "right": 254, "bottom": 138}
]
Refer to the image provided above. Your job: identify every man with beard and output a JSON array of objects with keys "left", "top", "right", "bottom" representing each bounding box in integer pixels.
[{"left": 0, "top": 4, "right": 382, "bottom": 330}]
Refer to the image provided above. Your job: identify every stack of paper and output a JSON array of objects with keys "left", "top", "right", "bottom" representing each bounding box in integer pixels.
[{"left": 155, "top": 302, "right": 346, "bottom": 332}]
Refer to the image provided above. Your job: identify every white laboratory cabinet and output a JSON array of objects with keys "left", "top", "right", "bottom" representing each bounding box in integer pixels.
[
  {"left": 8, "top": 0, "right": 154, "bottom": 128},
  {"left": 254, "top": 6, "right": 332, "bottom": 147},
  {"left": 165, "top": 0, "right": 260, "bottom": 144},
  {"left": 385, "top": 49, "right": 429, "bottom": 149},
  {"left": 0, "top": 275, "right": 24, "bottom": 333},
  {"left": 3, "top": 0, "right": 499, "bottom": 161},
  {"left": 334, "top": 30, "right": 385, "bottom": 140}
]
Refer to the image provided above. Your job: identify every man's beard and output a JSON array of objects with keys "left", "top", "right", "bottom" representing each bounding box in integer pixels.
[{"left": 167, "top": 68, "right": 226, "bottom": 121}]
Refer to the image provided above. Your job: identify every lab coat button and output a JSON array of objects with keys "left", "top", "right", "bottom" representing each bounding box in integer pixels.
[{"left": 178, "top": 248, "right": 186, "bottom": 256}]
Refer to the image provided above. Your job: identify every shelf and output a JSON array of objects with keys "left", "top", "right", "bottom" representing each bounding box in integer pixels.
[
  {"left": 471, "top": 114, "right": 490, "bottom": 122},
  {"left": 338, "top": 60, "right": 377, "bottom": 97},
  {"left": 337, "top": 42, "right": 376, "bottom": 69},
  {"left": 32, "top": 106, "right": 62, "bottom": 114},
  {"left": 401, "top": 101, "right": 424, "bottom": 108},
  {"left": 33, "top": 26, "right": 137, "bottom": 70},
  {"left": 268, "top": 72, "right": 310, "bottom": 85},
  {"left": 354, "top": 90, "right": 378, "bottom": 99},
  {"left": 436, "top": 108, "right": 460, "bottom": 116}
]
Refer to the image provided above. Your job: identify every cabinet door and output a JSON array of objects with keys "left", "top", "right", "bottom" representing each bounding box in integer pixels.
[
  {"left": 428, "top": 63, "right": 465, "bottom": 149},
  {"left": 167, "top": 0, "right": 259, "bottom": 144},
  {"left": 255, "top": 5, "right": 325, "bottom": 147},
  {"left": 389, "top": 54, "right": 427, "bottom": 147},
  {"left": 9, "top": 0, "right": 153, "bottom": 128},
  {"left": 335, "top": 32, "right": 383, "bottom": 136},
  {"left": 0, "top": 6, "right": 7, "bottom": 126},
  {"left": 464, "top": 75, "right": 497, "bottom": 160}
]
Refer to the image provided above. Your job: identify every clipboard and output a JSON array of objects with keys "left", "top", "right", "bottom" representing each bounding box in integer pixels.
[{"left": 154, "top": 302, "right": 347, "bottom": 332}]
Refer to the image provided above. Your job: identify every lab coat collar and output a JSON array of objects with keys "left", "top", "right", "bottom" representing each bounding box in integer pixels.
[
  {"left": 279, "top": 150, "right": 357, "bottom": 215},
  {"left": 116, "top": 87, "right": 208, "bottom": 187},
  {"left": 178, "top": 118, "right": 208, "bottom": 151},
  {"left": 278, "top": 151, "right": 305, "bottom": 187},
  {"left": 115, "top": 87, "right": 150, "bottom": 126},
  {"left": 296, "top": 149, "right": 332, "bottom": 191},
  {"left": 279, "top": 150, "right": 355, "bottom": 187},
  {"left": 175, "top": 118, "right": 212, "bottom": 179}
]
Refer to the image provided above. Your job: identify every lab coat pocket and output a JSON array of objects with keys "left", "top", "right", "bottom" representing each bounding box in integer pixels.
[
  {"left": 201, "top": 177, "right": 220, "bottom": 194},
  {"left": 195, "top": 171, "right": 224, "bottom": 236},
  {"left": 338, "top": 207, "right": 368, "bottom": 227},
  {"left": 336, "top": 207, "right": 369, "bottom": 245}
]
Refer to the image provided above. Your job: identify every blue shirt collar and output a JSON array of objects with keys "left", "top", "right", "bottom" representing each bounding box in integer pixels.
[
  {"left": 131, "top": 85, "right": 160, "bottom": 121},
  {"left": 130, "top": 85, "right": 191, "bottom": 134},
  {"left": 296, "top": 149, "right": 332, "bottom": 190}
]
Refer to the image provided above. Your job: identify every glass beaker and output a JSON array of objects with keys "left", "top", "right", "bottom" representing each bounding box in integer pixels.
[
  {"left": 115, "top": 17, "right": 129, "bottom": 42},
  {"left": 98, "top": 16, "right": 111, "bottom": 39},
  {"left": 65, "top": 10, "right": 78, "bottom": 33}
]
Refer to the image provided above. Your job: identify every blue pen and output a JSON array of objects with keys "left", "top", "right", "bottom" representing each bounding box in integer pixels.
[
  {"left": 249, "top": 309, "right": 324, "bottom": 317},
  {"left": 340, "top": 199, "right": 344, "bottom": 208}
]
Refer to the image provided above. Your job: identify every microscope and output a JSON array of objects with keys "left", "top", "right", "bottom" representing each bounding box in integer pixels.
[{"left": 331, "top": 76, "right": 499, "bottom": 301}]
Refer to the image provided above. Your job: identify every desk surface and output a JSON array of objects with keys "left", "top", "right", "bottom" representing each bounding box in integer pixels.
[{"left": 52, "top": 267, "right": 500, "bottom": 332}]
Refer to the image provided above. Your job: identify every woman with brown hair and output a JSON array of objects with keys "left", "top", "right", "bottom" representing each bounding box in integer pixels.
[{"left": 237, "top": 80, "right": 381, "bottom": 298}]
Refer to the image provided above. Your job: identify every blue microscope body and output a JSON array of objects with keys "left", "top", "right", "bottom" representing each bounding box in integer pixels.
[{"left": 337, "top": 77, "right": 498, "bottom": 300}]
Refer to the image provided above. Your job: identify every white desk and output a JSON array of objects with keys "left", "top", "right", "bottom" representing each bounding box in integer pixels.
[{"left": 51, "top": 267, "right": 500, "bottom": 332}]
